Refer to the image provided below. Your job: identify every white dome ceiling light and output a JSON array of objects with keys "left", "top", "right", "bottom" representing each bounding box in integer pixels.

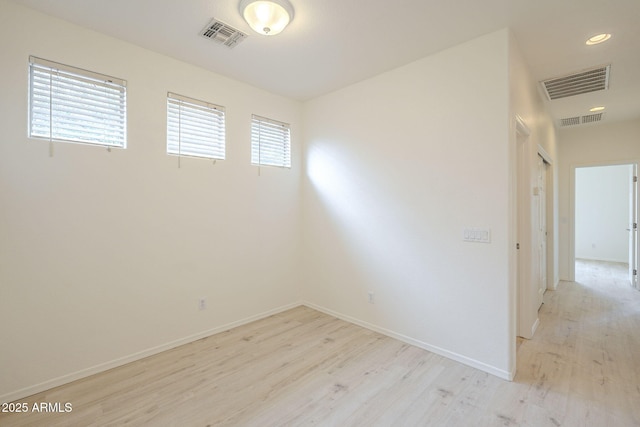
[{"left": 239, "top": 0, "right": 294, "bottom": 36}]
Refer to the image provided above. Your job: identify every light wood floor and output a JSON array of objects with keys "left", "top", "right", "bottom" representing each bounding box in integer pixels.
[{"left": 2, "top": 260, "right": 639, "bottom": 426}]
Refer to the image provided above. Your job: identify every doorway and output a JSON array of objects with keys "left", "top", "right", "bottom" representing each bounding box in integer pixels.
[
  {"left": 574, "top": 163, "right": 638, "bottom": 288},
  {"left": 515, "top": 117, "right": 554, "bottom": 339}
]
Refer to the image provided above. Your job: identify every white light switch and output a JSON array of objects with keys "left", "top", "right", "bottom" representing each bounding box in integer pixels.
[{"left": 463, "top": 227, "right": 491, "bottom": 243}]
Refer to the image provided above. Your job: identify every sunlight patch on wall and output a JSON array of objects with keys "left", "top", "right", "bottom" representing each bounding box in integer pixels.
[{"left": 306, "top": 141, "right": 444, "bottom": 303}]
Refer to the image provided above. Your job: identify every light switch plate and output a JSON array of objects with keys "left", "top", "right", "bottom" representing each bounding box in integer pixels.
[{"left": 463, "top": 227, "right": 491, "bottom": 243}]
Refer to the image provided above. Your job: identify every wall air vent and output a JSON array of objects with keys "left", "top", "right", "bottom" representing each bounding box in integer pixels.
[
  {"left": 559, "top": 113, "right": 605, "bottom": 127},
  {"left": 200, "top": 19, "right": 247, "bottom": 48},
  {"left": 541, "top": 65, "right": 610, "bottom": 101}
]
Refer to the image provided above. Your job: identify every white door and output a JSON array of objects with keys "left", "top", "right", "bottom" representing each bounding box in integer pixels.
[
  {"left": 536, "top": 155, "right": 548, "bottom": 309},
  {"left": 629, "top": 165, "right": 638, "bottom": 289}
]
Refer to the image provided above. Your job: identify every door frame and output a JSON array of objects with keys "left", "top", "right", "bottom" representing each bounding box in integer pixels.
[
  {"left": 535, "top": 151, "right": 551, "bottom": 309},
  {"left": 537, "top": 144, "right": 555, "bottom": 294},
  {"left": 514, "top": 117, "right": 555, "bottom": 340},
  {"left": 630, "top": 164, "right": 638, "bottom": 289},
  {"left": 515, "top": 117, "right": 538, "bottom": 339},
  {"left": 569, "top": 160, "right": 639, "bottom": 283}
]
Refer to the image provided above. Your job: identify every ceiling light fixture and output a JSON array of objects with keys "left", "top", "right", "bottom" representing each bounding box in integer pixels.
[
  {"left": 589, "top": 106, "right": 605, "bottom": 112},
  {"left": 239, "top": 0, "right": 294, "bottom": 36},
  {"left": 586, "top": 33, "right": 611, "bottom": 45}
]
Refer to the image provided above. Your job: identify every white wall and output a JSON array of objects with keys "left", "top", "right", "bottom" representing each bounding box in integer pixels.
[
  {"left": 558, "top": 119, "right": 640, "bottom": 280},
  {"left": 575, "top": 165, "right": 631, "bottom": 263},
  {"left": 302, "top": 29, "right": 514, "bottom": 378},
  {"left": 0, "top": 0, "right": 302, "bottom": 401}
]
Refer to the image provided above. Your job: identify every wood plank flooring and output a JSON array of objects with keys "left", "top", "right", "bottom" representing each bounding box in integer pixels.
[{"left": 1, "top": 259, "right": 639, "bottom": 426}]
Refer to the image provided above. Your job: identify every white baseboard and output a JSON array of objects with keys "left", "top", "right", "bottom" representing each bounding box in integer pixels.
[
  {"left": 531, "top": 317, "right": 540, "bottom": 337},
  {"left": 1, "top": 301, "right": 301, "bottom": 404},
  {"left": 301, "top": 301, "right": 512, "bottom": 381},
  {"left": 575, "top": 257, "right": 629, "bottom": 264}
]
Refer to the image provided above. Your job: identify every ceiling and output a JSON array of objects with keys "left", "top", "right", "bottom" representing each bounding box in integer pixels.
[{"left": 9, "top": 0, "right": 640, "bottom": 126}]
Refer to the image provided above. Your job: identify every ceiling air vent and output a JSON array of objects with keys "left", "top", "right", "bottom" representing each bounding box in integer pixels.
[
  {"left": 560, "top": 117, "right": 580, "bottom": 127},
  {"left": 200, "top": 19, "right": 247, "bottom": 48},
  {"left": 559, "top": 113, "right": 605, "bottom": 127},
  {"left": 581, "top": 112, "right": 603, "bottom": 124},
  {"left": 541, "top": 65, "right": 610, "bottom": 101}
]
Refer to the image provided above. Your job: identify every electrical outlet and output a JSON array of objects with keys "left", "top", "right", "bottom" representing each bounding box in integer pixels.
[
  {"left": 368, "top": 292, "right": 375, "bottom": 304},
  {"left": 198, "top": 298, "right": 207, "bottom": 311}
]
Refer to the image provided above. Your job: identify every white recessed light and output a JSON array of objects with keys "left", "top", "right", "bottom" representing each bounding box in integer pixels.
[
  {"left": 586, "top": 33, "right": 611, "bottom": 45},
  {"left": 589, "top": 106, "right": 605, "bottom": 112}
]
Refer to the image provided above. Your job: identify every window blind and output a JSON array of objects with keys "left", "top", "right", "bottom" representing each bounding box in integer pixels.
[
  {"left": 250, "top": 115, "right": 291, "bottom": 168},
  {"left": 29, "top": 56, "right": 127, "bottom": 148},
  {"left": 167, "top": 93, "right": 226, "bottom": 160}
]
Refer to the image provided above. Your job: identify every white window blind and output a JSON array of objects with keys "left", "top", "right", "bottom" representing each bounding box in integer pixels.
[
  {"left": 29, "top": 56, "right": 127, "bottom": 148},
  {"left": 167, "top": 93, "right": 226, "bottom": 160},
  {"left": 251, "top": 115, "right": 291, "bottom": 168}
]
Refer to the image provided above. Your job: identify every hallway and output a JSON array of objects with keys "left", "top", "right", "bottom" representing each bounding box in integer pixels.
[{"left": 515, "top": 259, "right": 640, "bottom": 425}]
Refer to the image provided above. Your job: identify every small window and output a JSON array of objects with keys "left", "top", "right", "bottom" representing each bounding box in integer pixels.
[
  {"left": 29, "top": 56, "right": 127, "bottom": 148},
  {"left": 167, "top": 93, "right": 225, "bottom": 160},
  {"left": 250, "top": 114, "right": 291, "bottom": 168}
]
